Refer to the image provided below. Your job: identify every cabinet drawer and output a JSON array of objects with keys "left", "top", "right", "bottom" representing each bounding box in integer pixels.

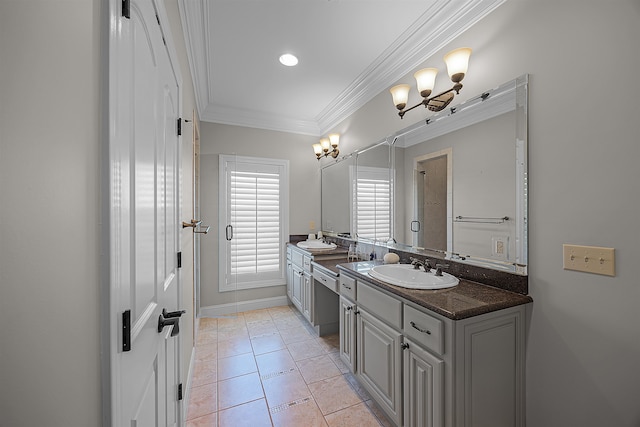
[
  {"left": 314, "top": 268, "right": 338, "bottom": 293},
  {"left": 291, "top": 250, "right": 304, "bottom": 267},
  {"left": 303, "top": 255, "right": 312, "bottom": 272},
  {"left": 339, "top": 274, "right": 356, "bottom": 301},
  {"left": 403, "top": 304, "right": 444, "bottom": 355},
  {"left": 357, "top": 282, "right": 402, "bottom": 330}
]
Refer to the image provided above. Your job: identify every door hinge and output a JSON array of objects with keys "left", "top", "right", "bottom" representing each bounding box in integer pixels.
[
  {"left": 178, "top": 383, "right": 184, "bottom": 401},
  {"left": 177, "top": 252, "right": 182, "bottom": 268},
  {"left": 122, "top": 309, "right": 131, "bottom": 352},
  {"left": 122, "top": 0, "right": 130, "bottom": 19},
  {"left": 177, "top": 118, "right": 182, "bottom": 136}
]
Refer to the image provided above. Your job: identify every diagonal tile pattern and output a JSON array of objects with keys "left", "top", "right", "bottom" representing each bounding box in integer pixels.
[{"left": 186, "top": 305, "right": 391, "bottom": 427}]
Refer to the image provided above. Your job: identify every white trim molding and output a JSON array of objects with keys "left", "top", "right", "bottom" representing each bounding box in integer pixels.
[{"left": 200, "top": 296, "right": 290, "bottom": 317}]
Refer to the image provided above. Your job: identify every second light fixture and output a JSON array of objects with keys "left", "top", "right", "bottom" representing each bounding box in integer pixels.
[{"left": 313, "top": 133, "right": 340, "bottom": 160}]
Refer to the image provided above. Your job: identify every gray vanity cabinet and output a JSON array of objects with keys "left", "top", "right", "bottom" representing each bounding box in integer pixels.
[
  {"left": 357, "top": 307, "right": 403, "bottom": 426},
  {"left": 338, "top": 295, "right": 357, "bottom": 372},
  {"left": 302, "top": 270, "right": 312, "bottom": 322},
  {"left": 338, "top": 274, "right": 357, "bottom": 372},
  {"left": 403, "top": 338, "right": 444, "bottom": 427},
  {"left": 288, "top": 247, "right": 312, "bottom": 322},
  {"left": 338, "top": 270, "right": 528, "bottom": 427},
  {"left": 286, "top": 247, "right": 293, "bottom": 299},
  {"left": 291, "top": 265, "right": 303, "bottom": 312}
]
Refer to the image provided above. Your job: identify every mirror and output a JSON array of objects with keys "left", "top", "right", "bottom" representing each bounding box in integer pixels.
[
  {"left": 321, "top": 155, "right": 353, "bottom": 236},
  {"left": 321, "top": 75, "right": 528, "bottom": 274},
  {"left": 321, "top": 141, "right": 392, "bottom": 239}
]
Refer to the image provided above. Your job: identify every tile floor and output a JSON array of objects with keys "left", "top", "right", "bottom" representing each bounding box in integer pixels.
[{"left": 186, "top": 305, "right": 393, "bottom": 427}]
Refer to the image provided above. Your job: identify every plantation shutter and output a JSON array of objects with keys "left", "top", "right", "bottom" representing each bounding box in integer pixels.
[
  {"left": 355, "top": 166, "right": 392, "bottom": 242},
  {"left": 232, "top": 169, "right": 280, "bottom": 274},
  {"left": 219, "top": 156, "right": 289, "bottom": 291}
]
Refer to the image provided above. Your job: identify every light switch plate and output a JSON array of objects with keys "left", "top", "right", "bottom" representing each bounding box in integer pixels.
[{"left": 563, "top": 244, "right": 615, "bottom": 276}]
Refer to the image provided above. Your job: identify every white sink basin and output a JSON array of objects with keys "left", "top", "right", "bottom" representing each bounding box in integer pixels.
[
  {"left": 368, "top": 264, "right": 459, "bottom": 290},
  {"left": 296, "top": 240, "right": 337, "bottom": 252}
]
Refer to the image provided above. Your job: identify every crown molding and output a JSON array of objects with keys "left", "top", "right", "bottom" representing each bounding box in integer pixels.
[
  {"left": 315, "top": 0, "right": 506, "bottom": 135},
  {"left": 201, "top": 104, "right": 321, "bottom": 136},
  {"left": 180, "top": 0, "right": 506, "bottom": 136}
]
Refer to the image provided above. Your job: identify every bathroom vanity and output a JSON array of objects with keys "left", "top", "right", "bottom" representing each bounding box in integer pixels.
[
  {"left": 300, "top": 75, "right": 532, "bottom": 427},
  {"left": 286, "top": 240, "right": 532, "bottom": 427},
  {"left": 337, "top": 261, "right": 531, "bottom": 427},
  {"left": 286, "top": 242, "right": 347, "bottom": 335}
]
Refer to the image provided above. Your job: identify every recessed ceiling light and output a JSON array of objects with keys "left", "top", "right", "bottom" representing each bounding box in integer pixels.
[{"left": 279, "top": 53, "right": 298, "bottom": 67}]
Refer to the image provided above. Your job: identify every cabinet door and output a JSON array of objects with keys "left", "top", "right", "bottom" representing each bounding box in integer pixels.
[
  {"left": 302, "top": 271, "right": 312, "bottom": 321},
  {"left": 357, "top": 308, "right": 402, "bottom": 426},
  {"left": 286, "top": 259, "right": 293, "bottom": 299},
  {"left": 291, "top": 267, "right": 303, "bottom": 311},
  {"left": 339, "top": 296, "right": 356, "bottom": 373},
  {"left": 403, "top": 339, "right": 444, "bottom": 427}
]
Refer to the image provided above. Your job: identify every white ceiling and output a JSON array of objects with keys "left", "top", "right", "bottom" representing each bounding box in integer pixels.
[{"left": 178, "top": 0, "right": 504, "bottom": 136}]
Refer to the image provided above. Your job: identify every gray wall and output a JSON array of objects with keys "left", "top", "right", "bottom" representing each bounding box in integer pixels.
[
  {"left": 0, "top": 1, "right": 199, "bottom": 425},
  {"left": 199, "top": 123, "right": 320, "bottom": 308},
  {"left": 0, "top": 1, "right": 102, "bottom": 425}
]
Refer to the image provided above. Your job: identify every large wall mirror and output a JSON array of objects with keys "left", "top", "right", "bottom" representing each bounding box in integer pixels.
[{"left": 322, "top": 75, "right": 528, "bottom": 275}]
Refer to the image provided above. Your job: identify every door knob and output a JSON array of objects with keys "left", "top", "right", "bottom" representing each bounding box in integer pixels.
[
  {"left": 158, "top": 308, "right": 185, "bottom": 337},
  {"left": 162, "top": 308, "right": 186, "bottom": 319}
]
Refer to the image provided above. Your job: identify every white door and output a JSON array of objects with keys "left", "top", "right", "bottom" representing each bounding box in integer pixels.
[{"left": 109, "top": 0, "right": 182, "bottom": 425}]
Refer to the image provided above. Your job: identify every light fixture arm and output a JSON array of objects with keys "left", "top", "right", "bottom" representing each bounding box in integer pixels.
[{"left": 398, "top": 82, "right": 463, "bottom": 119}]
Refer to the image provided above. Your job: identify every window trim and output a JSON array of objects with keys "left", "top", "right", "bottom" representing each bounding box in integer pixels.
[{"left": 218, "top": 155, "right": 289, "bottom": 292}]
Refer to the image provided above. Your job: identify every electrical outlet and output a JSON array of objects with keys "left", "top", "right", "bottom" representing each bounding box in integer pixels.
[
  {"left": 309, "top": 221, "right": 315, "bottom": 231},
  {"left": 563, "top": 244, "right": 615, "bottom": 276},
  {"left": 492, "top": 236, "right": 508, "bottom": 259}
]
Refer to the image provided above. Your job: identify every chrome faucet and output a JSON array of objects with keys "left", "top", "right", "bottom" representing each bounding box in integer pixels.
[
  {"left": 410, "top": 257, "right": 432, "bottom": 272},
  {"left": 434, "top": 264, "right": 449, "bottom": 276}
]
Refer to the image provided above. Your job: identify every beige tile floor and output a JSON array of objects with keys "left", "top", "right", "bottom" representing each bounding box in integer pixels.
[{"left": 186, "top": 305, "right": 393, "bottom": 427}]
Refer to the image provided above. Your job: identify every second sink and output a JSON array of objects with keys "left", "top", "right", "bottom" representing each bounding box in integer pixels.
[{"left": 368, "top": 264, "right": 459, "bottom": 290}]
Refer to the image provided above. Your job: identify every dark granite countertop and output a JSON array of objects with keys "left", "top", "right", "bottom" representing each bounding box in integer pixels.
[
  {"left": 311, "top": 257, "right": 349, "bottom": 275},
  {"left": 337, "top": 261, "right": 532, "bottom": 320}
]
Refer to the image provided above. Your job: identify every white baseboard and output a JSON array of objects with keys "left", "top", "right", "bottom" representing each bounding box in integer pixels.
[{"left": 200, "top": 295, "right": 290, "bottom": 317}]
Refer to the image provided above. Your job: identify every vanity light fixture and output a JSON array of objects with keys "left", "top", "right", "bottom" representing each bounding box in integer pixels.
[
  {"left": 390, "top": 47, "right": 472, "bottom": 119},
  {"left": 312, "top": 133, "right": 340, "bottom": 160}
]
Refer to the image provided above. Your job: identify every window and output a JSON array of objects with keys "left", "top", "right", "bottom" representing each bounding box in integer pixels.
[
  {"left": 353, "top": 166, "right": 393, "bottom": 242},
  {"left": 219, "top": 155, "right": 289, "bottom": 292}
]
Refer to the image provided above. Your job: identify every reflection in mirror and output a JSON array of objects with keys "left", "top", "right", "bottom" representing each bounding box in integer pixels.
[
  {"left": 400, "top": 112, "right": 516, "bottom": 256},
  {"left": 321, "top": 155, "right": 353, "bottom": 236},
  {"left": 412, "top": 148, "right": 452, "bottom": 251},
  {"left": 353, "top": 142, "right": 392, "bottom": 242},
  {"left": 321, "top": 75, "right": 528, "bottom": 275}
]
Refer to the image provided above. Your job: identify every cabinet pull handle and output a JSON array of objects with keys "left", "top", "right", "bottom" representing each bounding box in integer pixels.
[
  {"left": 342, "top": 284, "right": 352, "bottom": 290},
  {"left": 410, "top": 321, "right": 431, "bottom": 335},
  {"left": 401, "top": 342, "right": 410, "bottom": 350}
]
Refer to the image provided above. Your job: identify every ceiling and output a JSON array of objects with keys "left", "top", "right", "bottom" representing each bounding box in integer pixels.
[{"left": 178, "top": 0, "right": 504, "bottom": 136}]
